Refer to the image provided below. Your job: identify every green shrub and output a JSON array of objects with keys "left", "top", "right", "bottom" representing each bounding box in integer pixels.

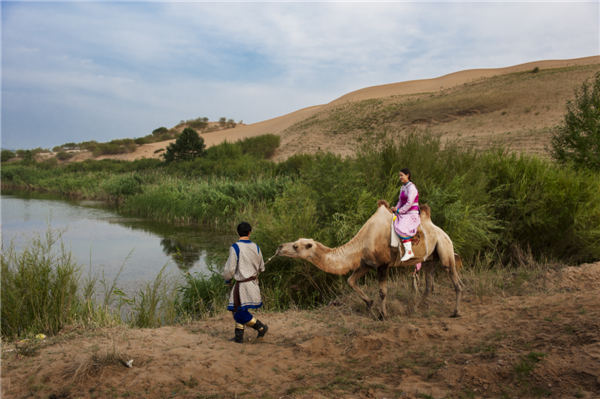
[
  {"left": 163, "top": 128, "right": 206, "bottom": 162},
  {"left": 56, "top": 151, "right": 75, "bottom": 161},
  {"left": 483, "top": 152, "right": 600, "bottom": 262},
  {"left": 551, "top": 72, "right": 600, "bottom": 171},
  {"left": 152, "top": 127, "right": 169, "bottom": 136},
  {"left": 239, "top": 134, "right": 280, "bottom": 159},
  {"left": 186, "top": 117, "right": 209, "bottom": 131},
  {"left": 101, "top": 174, "right": 144, "bottom": 198},
  {"left": 1, "top": 149, "right": 16, "bottom": 162}
]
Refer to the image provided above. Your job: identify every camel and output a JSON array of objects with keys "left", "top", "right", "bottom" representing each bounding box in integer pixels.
[{"left": 275, "top": 200, "right": 463, "bottom": 319}]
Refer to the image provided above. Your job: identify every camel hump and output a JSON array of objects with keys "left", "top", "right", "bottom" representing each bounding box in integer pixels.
[
  {"left": 377, "top": 199, "right": 391, "bottom": 211},
  {"left": 420, "top": 204, "right": 431, "bottom": 221}
]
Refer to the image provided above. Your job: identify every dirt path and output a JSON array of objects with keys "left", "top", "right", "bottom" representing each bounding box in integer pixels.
[{"left": 3, "top": 262, "right": 600, "bottom": 399}]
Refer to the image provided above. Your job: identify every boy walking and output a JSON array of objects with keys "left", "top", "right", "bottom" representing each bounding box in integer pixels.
[{"left": 223, "top": 222, "right": 268, "bottom": 343}]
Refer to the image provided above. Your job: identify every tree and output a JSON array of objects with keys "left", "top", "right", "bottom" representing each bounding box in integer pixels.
[
  {"left": 152, "top": 127, "right": 169, "bottom": 136},
  {"left": 551, "top": 72, "right": 600, "bottom": 171},
  {"left": 1, "top": 149, "right": 16, "bottom": 162},
  {"left": 163, "top": 128, "right": 206, "bottom": 162}
]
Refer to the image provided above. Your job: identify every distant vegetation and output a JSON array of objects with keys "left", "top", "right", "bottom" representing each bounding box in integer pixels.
[{"left": 1, "top": 116, "right": 240, "bottom": 162}]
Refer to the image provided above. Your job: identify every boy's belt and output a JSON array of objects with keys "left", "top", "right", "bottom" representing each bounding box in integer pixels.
[{"left": 233, "top": 275, "right": 257, "bottom": 311}]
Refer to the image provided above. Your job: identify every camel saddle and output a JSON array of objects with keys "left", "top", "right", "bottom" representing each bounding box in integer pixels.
[{"left": 390, "top": 223, "right": 428, "bottom": 267}]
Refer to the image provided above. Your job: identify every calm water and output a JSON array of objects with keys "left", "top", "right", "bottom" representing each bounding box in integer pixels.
[{"left": 1, "top": 192, "right": 234, "bottom": 290}]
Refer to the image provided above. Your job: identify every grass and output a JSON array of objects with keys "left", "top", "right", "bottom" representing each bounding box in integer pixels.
[
  {"left": 1, "top": 230, "right": 80, "bottom": 337},
  {"left": 1, "top": 228, "right": 210, "bottom": 339}
]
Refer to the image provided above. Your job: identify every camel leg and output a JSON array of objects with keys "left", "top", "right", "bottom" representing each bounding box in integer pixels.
[
  {"left": 446, "top": 260, "right": 463, "bottom": 318},
  {"left": 377, "top": 265, "right": 389, "bottom": 319},
  {"left": 423, "top": 262, "right": 435, "bottom": 297},
  {"left": 347, "top": 264, "right": 373, "bottom": 311},
  {"left": 417, "top": 261, "right": 435, "bottom": 310},
  {"left": 437, "top": 242, "right": 463, "bottom": 317}
]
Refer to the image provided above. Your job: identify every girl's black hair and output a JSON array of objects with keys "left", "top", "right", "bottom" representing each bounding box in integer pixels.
[{"left": 400, "top": 168, "right": 412, "bottom": 180}]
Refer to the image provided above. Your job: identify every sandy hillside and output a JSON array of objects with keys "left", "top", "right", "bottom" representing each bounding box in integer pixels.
[
  {"left": 67, "top": 55, "right": 599, "bottom": 163},
  {"left": 3, "top": 262, "right": 599, "bottom": 399}
]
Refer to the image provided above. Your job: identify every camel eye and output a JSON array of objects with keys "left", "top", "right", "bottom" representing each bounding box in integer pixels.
[{"left": 306, "top": 243, "right": 312, "bottom": 249}]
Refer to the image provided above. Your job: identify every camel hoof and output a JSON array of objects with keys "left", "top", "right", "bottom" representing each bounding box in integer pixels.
[
  {"left": 365, "top": 300, "right": 374, "bottom": 310},
  {"left": 450, "top": 311, "right": 461, "bottom": 318}
]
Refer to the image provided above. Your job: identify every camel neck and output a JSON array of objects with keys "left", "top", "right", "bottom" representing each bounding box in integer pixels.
[{"left": 308, "top": 241, "right": 362, "bottom": 275}]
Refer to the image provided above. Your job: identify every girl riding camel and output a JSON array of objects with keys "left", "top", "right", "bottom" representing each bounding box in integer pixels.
[{"left": 392, "top": 168, "right": 420, "bottom": 262}]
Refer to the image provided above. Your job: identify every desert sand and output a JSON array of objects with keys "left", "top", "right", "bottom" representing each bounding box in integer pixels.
[{"left": 2, "top": 262, "right": 599, "bottom": 398}]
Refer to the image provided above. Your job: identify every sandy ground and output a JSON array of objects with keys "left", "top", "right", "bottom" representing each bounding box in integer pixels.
[
  {"left": 66, "top": 55, "right": 599, "bottom": 163},
  {"left": 3, "top": 262, "right": 599, "bottom": 399}
]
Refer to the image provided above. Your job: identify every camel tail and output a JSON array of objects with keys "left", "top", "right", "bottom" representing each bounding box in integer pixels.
[{"left": 454, "top": 253, "right": 463, "bottom": 271}]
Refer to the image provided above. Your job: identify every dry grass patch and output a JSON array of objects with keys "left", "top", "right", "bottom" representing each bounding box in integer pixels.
[{"left": 63, "top": 340, "right": 133, "bottom": 384}]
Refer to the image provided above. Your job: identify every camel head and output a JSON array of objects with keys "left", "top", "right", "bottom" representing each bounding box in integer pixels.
[{"left": 276, "top": 238, "right": 319, "bottom": 260}]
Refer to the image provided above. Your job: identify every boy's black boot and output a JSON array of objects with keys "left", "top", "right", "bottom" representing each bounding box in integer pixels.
[
  {"left": 232, "top": 326, "right": 244, "bottom": 343},
  {"left": 252, "top": 319, "right": 268, "bottom": 338}
]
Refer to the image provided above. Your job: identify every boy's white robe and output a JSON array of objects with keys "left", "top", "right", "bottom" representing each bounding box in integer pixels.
[{"left": 223, "top": 240, "right": 265, "bottom": 310}]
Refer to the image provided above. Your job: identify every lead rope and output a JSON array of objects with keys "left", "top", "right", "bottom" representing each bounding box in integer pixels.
[{"left": 264, "top": 252, "right": 277, "bottom": 265}]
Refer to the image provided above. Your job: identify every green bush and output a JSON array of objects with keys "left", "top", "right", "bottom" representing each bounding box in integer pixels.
[
  {"left": 483, "top": 152, "right": 600, "bottom": 262},
  {"left": 92, "top": 139, "right": 138, "bottom": 156},
  {"left": 56, "top": 151, "right": 75, "bottom": 161},
  {"left": 101, "top": 174, "right": 144, "bottom": 199},
  {"left": 163, "top": 128, "right": 206, "bottom": 162},
  {"left": 152, "top": 127, "right": 170, "bottom": 136},
  {"left": 551, "top": 72, "right": 600, "bottom": 171},
  {"left": 239, "top": 134, "right": 280, "bottom": 159},
  {"left": 186, "top": 117, "right": 209, "bottom": 131},
  {"left": 1, "top": 149, "right": 16, "bottom": 162}
]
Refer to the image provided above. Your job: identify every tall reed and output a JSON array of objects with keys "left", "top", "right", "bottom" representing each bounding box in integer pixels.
[{"left": 1, "top": 230, "right": 80, "bottom": 338}]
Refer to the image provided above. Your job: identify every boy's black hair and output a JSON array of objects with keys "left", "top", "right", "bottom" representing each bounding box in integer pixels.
[{"left": 237, "top": 222, "right": 252, "bottom": 237}]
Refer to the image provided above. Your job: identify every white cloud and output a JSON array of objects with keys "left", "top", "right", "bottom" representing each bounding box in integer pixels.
[{"left": 1, "top": 1, "right": 598, "bottom": 149}]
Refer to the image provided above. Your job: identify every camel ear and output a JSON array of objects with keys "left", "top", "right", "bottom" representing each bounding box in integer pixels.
[{"left": 305, "top": 243, "right": 313, "bottom": 249}]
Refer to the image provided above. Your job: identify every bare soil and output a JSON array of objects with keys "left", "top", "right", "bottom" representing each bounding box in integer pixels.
[{"left": 3, "top": 262, "right": 599, "bottom": 399}]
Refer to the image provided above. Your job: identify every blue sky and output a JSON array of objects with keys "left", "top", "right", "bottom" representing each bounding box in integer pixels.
[{"left": 2, "top": 1, "right": 599, "bottom": 150}]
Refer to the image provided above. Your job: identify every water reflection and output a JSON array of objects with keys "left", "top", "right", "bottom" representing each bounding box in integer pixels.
[
  {"left": 108, "top": 218, "right": 233, "bottom": 273},
  {"left": 161, "top": 237, "right": 201, "bottom": 270},
  {"left": 2, "top": 191, "right": 235, "bottom": 286}
]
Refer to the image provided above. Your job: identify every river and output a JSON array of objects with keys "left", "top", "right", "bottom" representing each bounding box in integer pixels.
[{"left": 1, "top": 192, "right": 234, "bottom": 291}]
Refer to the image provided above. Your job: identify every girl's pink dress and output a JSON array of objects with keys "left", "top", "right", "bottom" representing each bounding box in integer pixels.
[{"left": 393, "top": 181, "right": 420, "bottom": 239}]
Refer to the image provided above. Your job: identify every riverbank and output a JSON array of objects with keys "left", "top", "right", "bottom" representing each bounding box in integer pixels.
[{"left": 3, "top": 261, "right": 599, "bottom": 399}]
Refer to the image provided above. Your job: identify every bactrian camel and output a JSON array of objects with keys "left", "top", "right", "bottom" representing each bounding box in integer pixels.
[{"left": 275, "top": 200, "right": 463, "bottom": 319}]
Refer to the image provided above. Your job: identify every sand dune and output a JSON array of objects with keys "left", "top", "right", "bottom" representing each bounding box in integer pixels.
[{"left": 92, "top": 55, "right": 599, "bottom": 162}]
